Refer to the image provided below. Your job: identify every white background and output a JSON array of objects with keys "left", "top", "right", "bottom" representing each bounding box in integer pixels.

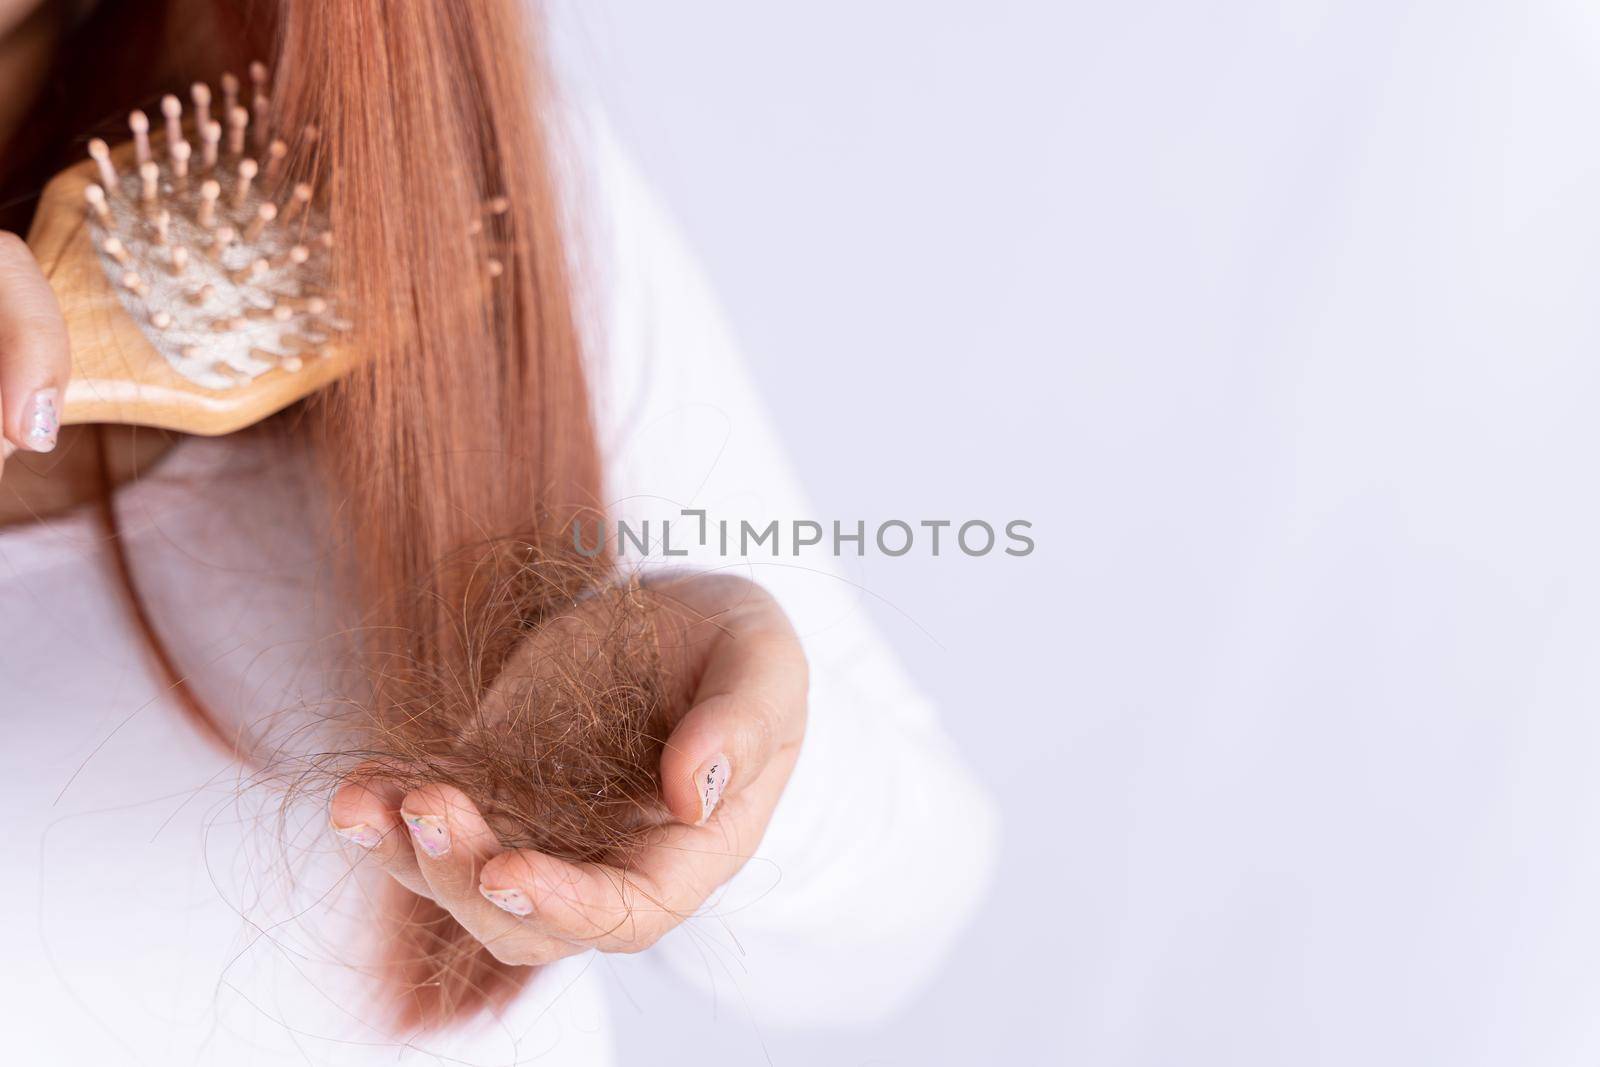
[
  {"left": 556, "top": 3, "right": 1600, "bottom": 1065},
  {"left": 550, "top": 2, "right": 1066, "bottom": 1062}
]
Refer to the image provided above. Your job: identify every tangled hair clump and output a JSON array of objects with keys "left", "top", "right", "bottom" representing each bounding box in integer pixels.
[
  {"left": 345, "top": 556, "right": 681, "bottom": 863},
  {"left": 300, "top": 543, "right": 706, "bottom": 1026}
]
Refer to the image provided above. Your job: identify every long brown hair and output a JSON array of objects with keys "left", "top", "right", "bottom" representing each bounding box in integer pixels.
[
  {"left": 279, "top": 0, "right": 633, "bottom": 1027},
  {"left": 6, "top": 0, "right": 673, "bottom": 1030}
]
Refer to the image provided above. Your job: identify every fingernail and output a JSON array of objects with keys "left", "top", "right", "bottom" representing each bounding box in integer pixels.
[
  {"left": 402, "top": 811, "right": 451, "bottom": 858},
  {"left": 331, "top": 821, "right": 383, "bottom": 849},
  {"left": 696, "top": 754, "right": 730, "bottom": 825},
  {"left": 24, "top": 389, "right": 58, "bottom": 452},
  {"left": 480, "top": 885, "right": 534, "bottom": 916}
]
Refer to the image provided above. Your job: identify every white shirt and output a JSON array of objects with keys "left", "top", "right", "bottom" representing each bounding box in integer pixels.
[{"left": 0, "top": 113, "right": 996, "bottom": 1065}]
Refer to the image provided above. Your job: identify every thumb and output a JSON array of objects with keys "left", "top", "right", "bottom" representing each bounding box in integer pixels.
[{"left": 659, "top": 627, "right": 808, "bottom": 825}]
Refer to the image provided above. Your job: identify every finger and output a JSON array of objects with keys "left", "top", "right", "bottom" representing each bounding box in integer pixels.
[
  {"left": 0, "top": 231, "right": 68, "bottom": 454},
  {"left": 329, "top": 773, "right": 430, "bottom": 898},
  {"left": 400, "top": 784, "right": 585, "bottom": 966},
  {"left": 660, "top": 626, "right": 808, "bottom": 825},
  {"left": 480, "top": 744, "right": 793, "bottom": 952}
]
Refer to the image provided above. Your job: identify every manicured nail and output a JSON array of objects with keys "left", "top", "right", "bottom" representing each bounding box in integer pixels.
[
  {"left": 331, "top": 821, "right": 382, "bottom": 849},
  {"left": 696, "top": 754, "right": 730, "bottom": 824},
  {"left": 480, "top": 885, "right": 534, "bottom": 916},
  {"left": 402, "top": 811, "right": 451, "bottom": 858},
  {"left": 24, "top": 389, "right": 58, "bottom": 452}
]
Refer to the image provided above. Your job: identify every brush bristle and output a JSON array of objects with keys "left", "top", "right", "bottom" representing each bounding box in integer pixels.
[
  {"left": 82, "top": 61, "right": 510, "bottom": 393},
  {"left": 81, "top": 62, "right": 341, "bottom": 392}
]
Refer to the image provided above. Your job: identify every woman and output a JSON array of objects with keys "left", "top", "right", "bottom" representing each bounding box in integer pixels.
[{"left": 0, "top": 0, "right": 994, "bottom": 1062}]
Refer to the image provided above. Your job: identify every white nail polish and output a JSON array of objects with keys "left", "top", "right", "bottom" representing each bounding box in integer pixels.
[
  {"left": 480, "top": 885, "right": 534, "bottom": 916},
  {"left": 25, "top": 389, "right": 58, "bottom": 452},
  {"left": 402, "top": 811, "right": 451, "bottom": 858},
  {"left": 331, "top": 821, "right": 382, "bottom": 849},
  {"left": 697, "top": 755, "right": 730, "bottom": 824}
]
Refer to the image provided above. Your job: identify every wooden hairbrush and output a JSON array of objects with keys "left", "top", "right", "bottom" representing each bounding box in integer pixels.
[{"left": 25, "top": 63, "right": 352, "bottom": 437}]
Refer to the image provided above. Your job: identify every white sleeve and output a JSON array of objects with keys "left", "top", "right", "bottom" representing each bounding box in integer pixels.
[{"left": 577, "top": 116, "right": 999, "bottom": 1027}]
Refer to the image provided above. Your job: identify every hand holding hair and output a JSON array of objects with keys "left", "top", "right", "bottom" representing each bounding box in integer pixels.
[{"left": 329, "top": 573, "right": 808, "bottom": 969}]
